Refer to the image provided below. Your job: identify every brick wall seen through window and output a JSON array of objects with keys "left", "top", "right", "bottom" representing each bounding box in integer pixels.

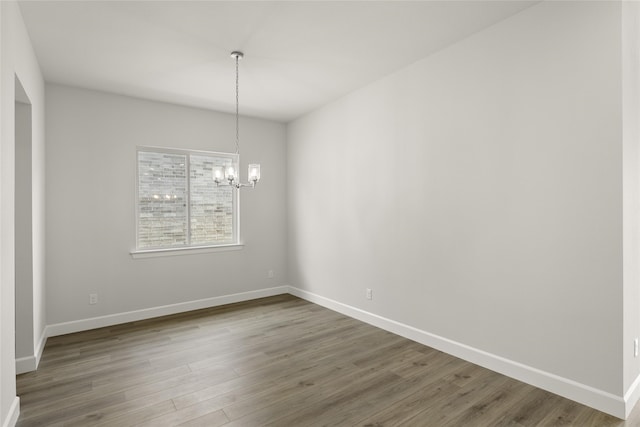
[{"left": 137, "top": 148, "right": 236, "bottom": 249}]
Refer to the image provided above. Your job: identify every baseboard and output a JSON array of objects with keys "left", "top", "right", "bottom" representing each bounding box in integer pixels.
[
  {"left": 2, "top": 397, "right": 19, "bottom": 427},
  {"left": 34, "top": 327, "right": 47, "bottom": 367},
  {"left": 15, "top": 327, "right": 48, "bottom": 374},
  {"left": 288, "top": 286, "right": 626, "bottom": 419},
  {"left": 624, "top": 373, "right": 640, "bottom": 418},
  {"left": 29, "top": 284, "right": 633, "bottom": 418},
  {"left": 15, "top": 355, "right": 36, "bottom": 375},
  {"left": 47, "top": 286, "right": 289, "bottom": 337}
]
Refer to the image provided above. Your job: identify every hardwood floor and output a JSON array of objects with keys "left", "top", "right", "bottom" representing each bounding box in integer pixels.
[{"left": 14, "top": 295, "right": 640, "bottom": 426}]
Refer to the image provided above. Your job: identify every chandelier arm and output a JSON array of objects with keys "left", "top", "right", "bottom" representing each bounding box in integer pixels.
[
  {"left": 213, "top": 181, "right": 256, "bottom": 189},
  {"left": 235, "top": 182, "right": 256, "bottom": 189}
]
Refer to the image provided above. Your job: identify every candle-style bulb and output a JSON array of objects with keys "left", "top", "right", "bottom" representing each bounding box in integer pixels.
[
  {"left": 212, "top": 166, "right": 224, "bottom": 184},
  {"left": 248, "top": 164, "right": 261, "bottom": 183}
]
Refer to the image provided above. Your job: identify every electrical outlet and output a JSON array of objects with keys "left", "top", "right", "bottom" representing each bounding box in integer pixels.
[
  {"left": 89, "top": 293, "right": 98, "bottom": 305},
  {"left": 366, "top": 288, "right": 372, "bottom": 300},
  {"left": 268, "top": 270, "right": 274, "bottom": 279},
  {"left": 635, "top": 338, "right": 638, "bottom": 358}
]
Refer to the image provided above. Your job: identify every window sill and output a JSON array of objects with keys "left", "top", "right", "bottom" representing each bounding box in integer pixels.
[{"left": 130, "top": 244, "right": 244, "bottom": 259}]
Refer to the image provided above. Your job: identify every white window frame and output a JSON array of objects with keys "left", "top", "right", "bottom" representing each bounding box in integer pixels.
[{"left": 131, "top": 146, "right": 243, "bottom": 258}]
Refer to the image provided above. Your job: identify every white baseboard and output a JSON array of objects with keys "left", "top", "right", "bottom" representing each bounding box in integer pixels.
[
  {"left": 288, "top": 286, "right": 627, "bottom": 419},
  {"left": 34, "top": 327, "right": 47, "bottom": 367},
  {"left": 47, "top": 286, "right": 289, "bottom": 337},
  {"left": 2, "top": 397, "right": 19, "bottom": 427},
  {"left": 16, "top": 327, "right": 48, "bottom": 374},
  {"left": 24, "top": 285, "right": 636, "bottom": 419},
  {"left": 624, "top": 373, "right": 640, "bottom": 418},
  {"left": 15, "top": 355, "right": 36, "bottom": 375}
]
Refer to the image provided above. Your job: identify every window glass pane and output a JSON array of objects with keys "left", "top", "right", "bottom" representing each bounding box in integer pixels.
[
  {"left": 137, "top": 151, "right": 188, "bottom": 248},
  {"left": 190, "top": 154, "right": 234, "bottom": 245}
]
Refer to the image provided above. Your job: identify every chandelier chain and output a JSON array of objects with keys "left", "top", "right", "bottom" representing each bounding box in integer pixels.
[
  {"left": 235, "top": 54, "right": 240, "bottom": 155},
  {"left": 211, "top": 51, "right": 259, "bottom": 189}
]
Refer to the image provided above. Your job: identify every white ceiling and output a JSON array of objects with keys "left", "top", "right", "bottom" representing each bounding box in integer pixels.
[{"left": 18, "top": 1, "right": 536, "bottom": 122}]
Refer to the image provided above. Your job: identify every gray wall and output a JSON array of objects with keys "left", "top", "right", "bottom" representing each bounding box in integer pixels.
[
  {"left": 288, "top": 1, "right": 624, "bottom": 396},
  {"left": 0, "top": 1, "right": 46, "bottom": 424},
  {"left": 6, "top": 0, "right": 640, "bottom": 422},
  {"left": 15, "top": 99, "right": 32, "bottom": 361},
  {"left": 45, "top": 84, "right": 287, "bottom": 325},
  {"left": 623, "top": 1, "right": 640, "bottom": 402}
]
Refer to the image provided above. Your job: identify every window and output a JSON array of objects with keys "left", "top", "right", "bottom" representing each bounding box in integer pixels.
[{"left": 136, "top": 147, "right": 238, "bottom": 251}]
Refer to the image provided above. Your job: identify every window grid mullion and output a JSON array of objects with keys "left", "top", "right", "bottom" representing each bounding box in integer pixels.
[{"left": 186, "top": 155, "right": 191, "bottom": 246}]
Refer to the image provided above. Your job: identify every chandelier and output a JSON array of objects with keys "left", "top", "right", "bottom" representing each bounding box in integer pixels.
[{"left": 212, "top": 51, "right": 261, "bottom": 189}]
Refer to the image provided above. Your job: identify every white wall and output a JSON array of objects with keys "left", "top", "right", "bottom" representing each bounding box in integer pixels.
[
  {"left": 45, "top": 84, "right": 287, "bottom": 327},
  {"left": 288, "top": 0, "right": 630, "bottom": 415},
  {"left": 623, "top": 1, "right": 640, "bottom": 413},
  {"left": 3, "top": 0, "right": 636, "bottom": 423},
  {"left": 0, "top": 1, "right": 45, "bottom": 426}
]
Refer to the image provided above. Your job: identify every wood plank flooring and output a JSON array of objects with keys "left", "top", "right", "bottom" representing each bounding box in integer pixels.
[{"left": 14, "top": 295, "right": 640, "bottom": 426}]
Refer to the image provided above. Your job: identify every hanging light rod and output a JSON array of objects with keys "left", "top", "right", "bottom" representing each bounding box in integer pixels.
[{"left": 213, "top": 50, "right": 261, "bottom": 189}]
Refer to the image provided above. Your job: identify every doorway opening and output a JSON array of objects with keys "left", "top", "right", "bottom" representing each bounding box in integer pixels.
[{"left": 15, "top": 76, "right": 34, "bottom": 373}]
